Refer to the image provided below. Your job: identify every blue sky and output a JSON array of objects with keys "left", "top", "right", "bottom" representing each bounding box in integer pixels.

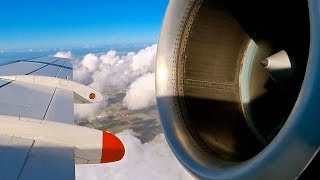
[{"left": 0, "top": 0, "right": 168, "bottom": 50}]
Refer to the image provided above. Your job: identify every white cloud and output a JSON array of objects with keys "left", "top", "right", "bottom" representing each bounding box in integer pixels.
[
  {"left": 71, "top": 44, "right": 157, "bottom": 118},
  {"left": 73, "top": 44, "right": 156, "bottom": 90},
  {"left": 123, "top": 73, "right": 156, "bottom": 110},
  {"left": 76, "top": 130, "right": 194, "bottom": 180},
  {"left": 100, "top": 50, "right": 119, "bottom": 65},
  {"left": 54, "top": 51, "right": 73, "bottom": 59},
  {"left": 74, "top": 100, "right": 108, "bottom": 121},
  {"left": 81, "top": 53, "right": 100, "bottom": 72},
  {"left": 73, "top": 65, "right": 94, "bottom": 85},
  {"left": 131, "top": 45, "right": 156, "bottom": 73}
]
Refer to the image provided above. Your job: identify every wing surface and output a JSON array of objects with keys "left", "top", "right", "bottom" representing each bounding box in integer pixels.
[
  {"left": 0, "top": 57, "right": 75, "bottom": 180},
  {"left": 0, "top": 56, "right": 125, "bottom": 180}
]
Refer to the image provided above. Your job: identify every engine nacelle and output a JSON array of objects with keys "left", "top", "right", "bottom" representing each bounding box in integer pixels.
[{"left": 156, "top": 0, "right": 320, "bottom": 179}]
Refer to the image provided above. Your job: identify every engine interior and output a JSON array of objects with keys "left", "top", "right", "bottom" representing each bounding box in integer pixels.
[{"left": 175, "top": 0, "right": 310, "bottom": 162}]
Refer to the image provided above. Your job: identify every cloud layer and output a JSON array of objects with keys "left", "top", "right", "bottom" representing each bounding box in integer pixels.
[
  {"left": 76, "top": 130, "right": 194, "bottom": 180},
  {"left": 55, "top": 44, "right": 157, "bottom": 119},
  {"left": 72, "top": 44, "right": 156, "bottom": 94}
]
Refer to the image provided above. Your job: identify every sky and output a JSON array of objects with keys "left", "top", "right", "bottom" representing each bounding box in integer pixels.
[
  {"left": 0, "top": 0, "right": 168, "bottom": 50},
  {"left": 0, "top": 1, "right": 195, "bottom": 179}
]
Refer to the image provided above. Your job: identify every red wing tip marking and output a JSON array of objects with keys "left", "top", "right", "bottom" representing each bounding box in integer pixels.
[{"left": 101, "top": 131, "right": 125, "bottom": 163}]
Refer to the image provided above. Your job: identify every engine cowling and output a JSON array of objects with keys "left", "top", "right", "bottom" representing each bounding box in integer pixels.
[{"left": 156, "top": 0, "right": 320, "bottom": 179}]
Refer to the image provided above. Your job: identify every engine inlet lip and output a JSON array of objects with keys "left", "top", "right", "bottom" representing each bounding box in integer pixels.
[{"left": 156, "top": 0, "right": 320, "bottom": 179}]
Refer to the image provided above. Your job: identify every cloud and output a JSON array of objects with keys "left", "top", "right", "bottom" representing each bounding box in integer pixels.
[
  {"left": 54, "top": 51, "right": 73, "bottom": 59},
  {"left": 73, "top": 44, "right": 156, "bottom": 91},
  {"left": 71, "top": 44, "right": 157, "bottom": 118},
  {"left": 131, "top": 45, "right": 156, "bottom": 74},
  {"left": 123, "top": 73, "right": 156, "bottom": 110},
  {"left": 81, "top": 53, "right": 100, "bottom": 72},
  {"left": 76, "top": 130, "right": 194, "bottom": 180},
  {"left": 74, "top": 100, "right": 108, "bottom": 120}
]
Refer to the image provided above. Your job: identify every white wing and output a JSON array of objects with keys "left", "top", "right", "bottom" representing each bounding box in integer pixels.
[{"left": 0, "top": 57, "right": 124, "bottom": 180}]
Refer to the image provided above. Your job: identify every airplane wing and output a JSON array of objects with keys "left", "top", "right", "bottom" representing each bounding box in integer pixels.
[{"left": 0, "top": 57, "right": 125, "bottom": 180}]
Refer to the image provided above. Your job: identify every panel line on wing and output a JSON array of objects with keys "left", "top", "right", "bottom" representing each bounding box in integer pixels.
[
  {"left": 0, "top": 135, "right": 14, "bottom": 154},
  {"left": 42, "top": 88, "right": 57, "bottom": 121},
  {"left": 0, "top": 59, "right": 60, "bottom": 89},
  {"left": 18, "top": 141, "right": 75, "bottom": 180},
  {"left": 0, "top": 137, "right": 34, "bottom": 179},
  {"left": 26, "top": 59, "right": 60, "bottom": 75},
  {"left": 0, "top": 57, "right": 75, "bottom": 122},
  {"left": 55, "top": 60, "right": 67, "bottom": 78},
  {"left": 0, "top": 82, "right": 12, "bottom": 89},
  {"left": 56, "top": 63, "right": 65, "bottom": 77},
  {"left": 16, "top": 140, "right": 35, "bottom": 180},
  {"left": 41, "top": 60, "right": 74, "bottom": 123},
  {"left": 22, "top": 60, "right": 73, "bottom": 70},
  {"left": 0, "top": 56, "right": 44, "bottom": 67},
  {"left": 42, "top": 61, "right": 66, "bottom": 121}
]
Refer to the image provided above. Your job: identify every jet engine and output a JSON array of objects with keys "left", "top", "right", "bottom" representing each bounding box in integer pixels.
[{"left": 156, "top": 0, "right": 320, "bottom": 179}]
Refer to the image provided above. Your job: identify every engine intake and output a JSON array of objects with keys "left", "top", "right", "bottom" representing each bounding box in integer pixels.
[{"left": 156, "top": 0, "right": 320, "bottom": 179}]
